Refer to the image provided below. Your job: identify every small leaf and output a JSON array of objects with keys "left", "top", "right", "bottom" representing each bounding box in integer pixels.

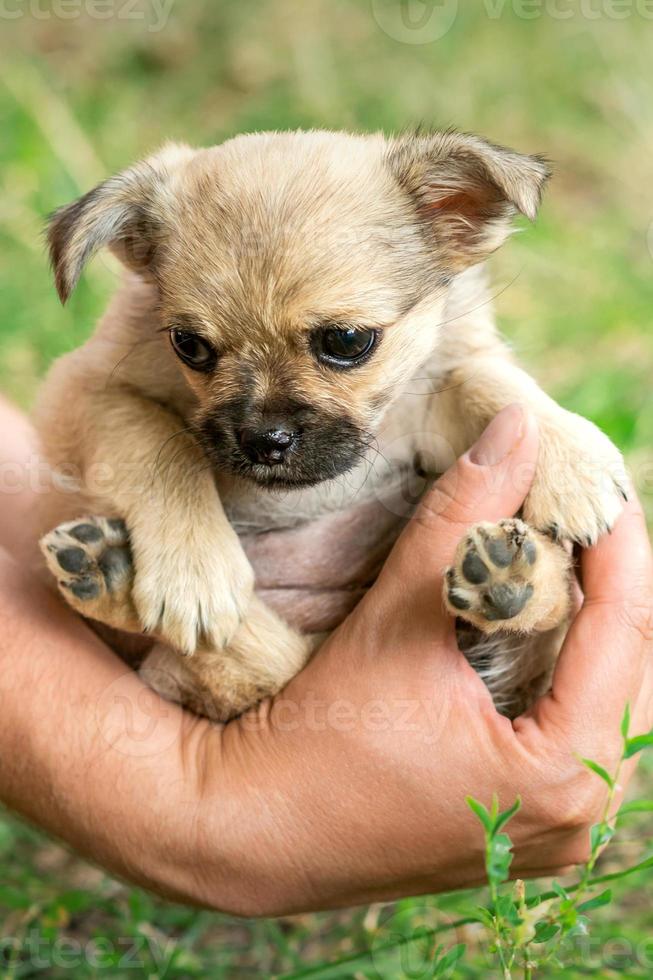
[
  {"left": 618, "top": 799, "right": 653, "bottom": 817},
  {"left": 621, "top": 702, "right": 631, "bottom": 739},
  {"left": 487, "top": 832, "right": 515, "bottom": 885},
  {"left": 466, "top": 796, "right": 494, "bottom": 834},
  {"left": 624, "top": 733, "right": 653, "bottom": 759},
  {"left": 472, "top": 906, "right": 495, "bottom": 929},
  {"left": 551, "top": 881, "right": 569, "bottom": 902},
  {"left": 590, "top": 823, "right": 615, "bottom": 852},
  {"left": 434, "top": 943, "right": 466, "bottom": 977},
  {"left": 532, "top": 920, "right": 560, "bottom": 943},
  {"left": 558, "top": 903, "right": 579, "bottom": 932},
  {"left": 577, "top": 889, "right": 612, "bottom": 913},
  {"left": 490, "top": 793, "right": 499, "bottom": 823},
  {"left": 496, "top": 894, "right": 522, "bottom": 926},
  {"left": 581, "top": 758, "right": 614, "bottom": 788},
  {"left": 494, "top": 796, "right": 522, "bottom": 835}
]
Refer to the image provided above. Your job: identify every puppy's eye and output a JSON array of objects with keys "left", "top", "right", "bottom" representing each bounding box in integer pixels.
[
  {"left": 169, "top": 328, "right": 217, "bottom": 372},
  {"left": 314, "top": 326, "right": 377, "bottom": 368}
]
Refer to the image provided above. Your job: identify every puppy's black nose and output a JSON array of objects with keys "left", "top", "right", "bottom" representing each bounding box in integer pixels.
[{"left": 238, "top": 427, "right": 297, "bottom": 465}]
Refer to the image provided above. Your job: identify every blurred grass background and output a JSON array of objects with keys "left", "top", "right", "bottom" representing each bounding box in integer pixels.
[{"left": 0, "top": 1, "right": 652, "bottom": 976}]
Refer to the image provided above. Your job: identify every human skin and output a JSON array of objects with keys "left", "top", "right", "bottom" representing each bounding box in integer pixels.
[{"left": 0, "top": 397, "right": 651, "bottom": 915}]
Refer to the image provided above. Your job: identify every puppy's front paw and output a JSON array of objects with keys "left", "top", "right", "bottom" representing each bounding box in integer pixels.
[
  {"left": 131, "top": 530, "right": 254, "bottom": 656},
  {"left": 444, "top": 518, "right": 570, "bottom": 634},
  {"left": 40, "top": 516, "right": 139, "bottom": 631},
  {"left": 523, "top": 412, "right": 628, "bottom": 545}
]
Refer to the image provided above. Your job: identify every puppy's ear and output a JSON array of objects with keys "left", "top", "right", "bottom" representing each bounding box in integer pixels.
[
  {"left": 47, "top": 142, "right": 195, "bottom": 303},
  {"left": 387, "top": 131, "right": 550, "bottom": 272}
]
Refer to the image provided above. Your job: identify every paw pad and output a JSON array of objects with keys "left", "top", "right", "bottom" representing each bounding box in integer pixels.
[
  {"left": 56, "top": 546, "right": 92, "bottom": 575},
  {"left": 484, "top": 582, "right": 534, "bottom": 621},
  {"left": 69, "top": 522, "right": 104, "bottom": 544},
  {"left": 461, "top": 549, "right": 489, "bottom": 584},
  {"left": 445, "top": 519, "right": 539, "bottom": 626},
  {"left": 41, "top": 516, "right": 132, "bottom": 607}
]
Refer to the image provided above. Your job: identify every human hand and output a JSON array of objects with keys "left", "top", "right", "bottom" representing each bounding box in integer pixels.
[
  {"left": 192, "top": 404, "right": 653, "bottom": 914},
  {"left": 1, "top": 399, "right": 651, "bottom": 917}
]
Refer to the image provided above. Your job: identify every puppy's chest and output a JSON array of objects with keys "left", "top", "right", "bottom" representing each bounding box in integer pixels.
[{"left": 219, "top": 450, "right": 436, "bottom": 633}]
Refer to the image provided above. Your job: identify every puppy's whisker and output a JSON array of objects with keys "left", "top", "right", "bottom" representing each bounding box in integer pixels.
[
  {"left": 368, "top": 437, "right": 390, "bottom": 467},
  {"left": 160, "top": 461, "right": 215, "bottom": 509},
  {"left": 105, "top": 345, "right": 140, "bottom": 390},
  {"left": 104, "top": 337, "right": 165, "bottom": 390},
  {"left": 349, "top": 455, "right": 375, "bottom": 501},
  {"left": 156, "top": 444, "right": 205, "bottom": 495},
  {"left": 402, "top": 367, "right": 484, "bottom": 399},
  {"left": 150, "top": 427, "right": 198, "bottom": 488},
  {"left": 152, "top": 426, "right": 196, "bottom": 465},
  {"left": 434, "top": 270, "right": 523, "bottom": 331},
  {"left": 330, "top": 438, "right": 381, "bottom": 502},
  {"left": 166, "top": 461, "right": 214, "bottom": 499}
]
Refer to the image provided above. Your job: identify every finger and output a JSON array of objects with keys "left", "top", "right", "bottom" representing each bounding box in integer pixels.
[
  {"left": 577, "top": 490, "right": 652, "bottom": 607},
  {"left": 381, "top": 404, "right": 539, "bottom": 588},
  {"left": 535, "top": 491, "right": 653, "bottom": 741},
  {"left": 0, "top": 396, "right": 41, "bottom": 559}
]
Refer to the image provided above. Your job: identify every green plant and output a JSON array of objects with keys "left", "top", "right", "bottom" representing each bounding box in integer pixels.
[{"left": 464, "top": 703, "right": 653, "bottom": 978}]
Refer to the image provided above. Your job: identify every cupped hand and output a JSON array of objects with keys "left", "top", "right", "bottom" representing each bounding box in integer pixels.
[
  {"left": 2, "top": 398, "right": 651, "bottom": 918},
  {"left": 189, "top": 405, "right": 653, "bottom": 914}
]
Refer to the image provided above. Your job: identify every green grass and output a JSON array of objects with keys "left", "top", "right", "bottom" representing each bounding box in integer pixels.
[{"left": 0, "top": 2, "right": 652, "bottom": 976}]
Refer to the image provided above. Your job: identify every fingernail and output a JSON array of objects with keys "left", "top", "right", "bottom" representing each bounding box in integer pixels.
[{"left": 469, "top": 404, "right": 526, "bottom": 466}]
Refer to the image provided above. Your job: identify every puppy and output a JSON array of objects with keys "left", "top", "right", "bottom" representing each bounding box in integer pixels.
[{"left": 35, "top": 130, "right": 627, "bottom": 719}]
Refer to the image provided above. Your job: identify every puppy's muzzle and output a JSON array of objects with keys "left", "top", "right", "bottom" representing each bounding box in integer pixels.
[
  {"left": 237, "top": 425, "right": 299, "bottom": 466},
  {"left": 196, "top": 397, "right": 369, "bottom": 488}
]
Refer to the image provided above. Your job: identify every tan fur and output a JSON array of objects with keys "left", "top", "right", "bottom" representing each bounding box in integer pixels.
[{"left": 34, "top": 130, "right": 627, "bottom": 719}]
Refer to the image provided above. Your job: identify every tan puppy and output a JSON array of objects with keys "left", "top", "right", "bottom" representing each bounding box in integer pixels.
[{"left": 35, "top": 130, "right": 627, "bottom": 718}]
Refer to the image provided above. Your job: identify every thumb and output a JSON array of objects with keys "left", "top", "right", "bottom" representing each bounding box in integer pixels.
[{"left": 382, "top": 404, "right": 540, "bottom": 589}]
